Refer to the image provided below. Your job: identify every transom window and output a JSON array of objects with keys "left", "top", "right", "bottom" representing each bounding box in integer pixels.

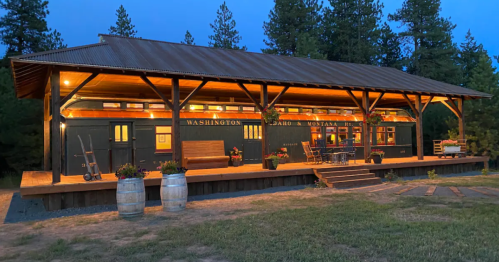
[{"left": 155, "top": 126, "right": 172, "bottom": 152}]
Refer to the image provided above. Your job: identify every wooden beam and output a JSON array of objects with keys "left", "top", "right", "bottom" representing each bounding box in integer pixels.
[
  {"left": 237, "top": 82, "right": 264, "bottom": 111},
  {"left": 362, "top": 91, "right": 370, "bottom": 163},
  {"left": 268, "top": 85, "right": 290, "bottom": 109},
  {"left": 60, "top": 73, "right": 98, "bottom": 105},
  {"left": 421, "top": 95, "right": 434, "bottom": 114},
  {"left": 415, "top": 95, "right": 424, "bottom": 160},
  {"left": 369, "top": 92, "right": 384, "bottom": 111},
  {"left": 458, "top": 97, "right": 465, "bottom": 140},
  {"left": 442, "top": 96, "right": 462, "bottom": 118},
  {"left": 171, "top": 78, "right": 181, "bottom": 163},
  {"left": 261, "top": 84, "right": 269, "bottom": 169},
  {"left": 140, "top": 75, "right": 174, "bottom": 109},
  {"left": 346, "top": 90, "right": 365, "bottom": 114},
  {"left": 43, "top": 94, "right": 50, "bottom": 171},
  {"left": 402, "top": 93, "right": 419, "bottom": 117},
  {"left": 43, "top": 66, "right": 52, "bottom": 94},
  {"left": 179, "top": 81, "right": 208, "bottom": 109},
  {"left": 51, "top": 69, "right": 61, "bottom": 183}
]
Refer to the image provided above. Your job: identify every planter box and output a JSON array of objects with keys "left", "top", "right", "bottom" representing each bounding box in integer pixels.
[{"left": 444, "top": 146, "right": 460, "bottom": 154}]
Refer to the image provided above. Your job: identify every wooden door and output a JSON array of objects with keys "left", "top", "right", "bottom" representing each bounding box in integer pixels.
[
  {"left": 111, "top": 122, "right": 132, "bottom": 172},
  {"left": 242, "top": 123, "right": 262, "bottom": 164}
]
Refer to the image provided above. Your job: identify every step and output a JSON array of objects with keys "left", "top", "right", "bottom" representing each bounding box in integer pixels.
[
  {"left": 329, "top": 177, "right": 382, "bottom": 188},
  {"left": 314, "top": 166, "right": 366, "bottom": 173},
  {"left": 320, "top": 169, "right": 370, "bottom": 177},
  {"left": 326, "top": 173, "right": 375, "bottom": 183}
]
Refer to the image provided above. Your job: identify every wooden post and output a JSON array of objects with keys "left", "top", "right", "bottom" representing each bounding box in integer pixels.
[
  {"left": 51, "top": 69, "right": 61, "bottom": 183},
  {"left": 171, "top": 78, "right": 181, "bottom": 163},
  {"left": 415, "top": 95, "right": 424, "bottom": 160},
  {"left": 458, "top": 97, "right": 465, "bottom": 140},
  {"left": 43, "top": 93, "right": 50, "bottom": 171},
  {"left": 362, "top": 91, "right": 370, "bottom": 163},
  {"left": 261, "top": 84, "right": 269, "bottom": 169}
]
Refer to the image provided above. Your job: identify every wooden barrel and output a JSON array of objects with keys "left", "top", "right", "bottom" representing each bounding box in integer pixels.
[
  {"left": 116, "top": 178, "right": 145, "bottom": 217},
  {"left": 161, "top": 173, "right": 188, "bottom": 212}
]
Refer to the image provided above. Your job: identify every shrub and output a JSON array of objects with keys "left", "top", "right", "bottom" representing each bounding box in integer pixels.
[
  {"left": 482, "top": 168, "right": 489, "bottom": 176},
  {"left": 385, "top": 169, "right": 399, "bottom": 181},
  {"left": 115, "top": 164, "right": 147, "bottom": 179},
  {"left": 427, "top": 169, "right": 438, "bottom": 180},
  {"left": 158, "top": 161, "right": 187, "bottom": 175},
  {"left": 315, "top": 179, "right": 327, "bottom": 188}
]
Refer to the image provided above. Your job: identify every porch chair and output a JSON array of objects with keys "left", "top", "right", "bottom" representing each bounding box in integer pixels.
[
  {"left": 314, "top": 139, "right": 330, "bottom": 162},
  {"left": 340, "top": 138, "right": 356, "bottom": 164},
  {"left": 301, "top": 141, "right": 322, "bottom": 164}
]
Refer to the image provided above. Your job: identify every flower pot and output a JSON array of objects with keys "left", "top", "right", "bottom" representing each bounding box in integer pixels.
[
  {"left": 372, "top": 155, "right": 382, "bottom": 164},
  {"left": 116, "top": 178, "right": 145, "bottom": 218},
  {"left": 161, "top": 173, "right": 188, "bottom": 212},
  {"left": 233, "top": 160, "right": 241, "bottom": 167},
  {"left": 278, "top": 158, "right": 286, "bottom": 164},
  {"left": 266, "top": 159, "right": 278, "bottom": 170}
]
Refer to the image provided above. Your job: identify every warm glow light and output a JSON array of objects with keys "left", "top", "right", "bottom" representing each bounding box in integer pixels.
[
  {"left": 318, "top": 134, "right": 322, "bottom": 138},
  {"left": 190, "top": 105, "right": 195, "bottom": 110},
  {"left": 258, "top": 136, "right": 262, "bottom": 139},
  {"left": 61, "top": 123, "right": 66, "bottom": 129},
  {"left": 213, "top": 114, "right": 218, "bottom": 119},
  {"left": 64, "top": 80, "right": 69, "bottom": 85},
  {"left": 150, "top": 113, "right": 154, "bottom": 119},
  {"left": 218, "top": 106, "right": 222, "bottom": 111}
]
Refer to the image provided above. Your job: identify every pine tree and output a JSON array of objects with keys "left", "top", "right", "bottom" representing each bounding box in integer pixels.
[
  {"left": 321, "top": 0, "right": 384, "bottom": 64},
  {"left": 208, "top": 1, "right": 246, "bottom": 50},
  {"left": 457, "top": 30, "right": 485, "bottom": 87},
  {"left": 263, "top": 0, "right": 323, "bottom": 56},
  {"left": 295, "top": 32, "right": 325, "bottom": 59},
  {"left": 0, "top": 0, "right": 49, "bottom": 57},
  {"left": 108, "top": 5, "right": 138, "bottom": 37},
  {"left": 388, "top": 0, "right": 460, "bottom": 84},
  {"left": 42, "top": 29, "right": 67, "bottom": 51},
  {"left": 377, "top": 22, "right": 402, "bottom": 69},
  {"left": 181, "top": 30, "right": 195, "bottom": 45}
]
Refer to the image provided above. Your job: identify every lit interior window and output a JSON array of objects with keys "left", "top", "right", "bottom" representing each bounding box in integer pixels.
[
  {"left": 208, "top": 105, "right": 223, "bottom": 111},
  {"left": 243, "top": 124, "right": 260, "bottom": 140},
  {"left": 127, "top": 103, "right": 143, "bottom": 109},
  {"left": 387, "top": 127, "right": 395, "bottom": 145},
  {"left": 326, "top": 127, "right": 336, "bottom": 146},
  {"left": 242, "top": 106, "right": 255, "bottom": 112},
  {"left": 302, "top": 108, "right": 313, "bottom": 114},
  {"left": 338, "top": 127, "right": 348, "bottom": 144},
  {"left": 352, "top": 127, "right": 362, "bottom": 145},
  {"left": 156, "top": 126, "right": 172, "bottom": 152},
  {"left": 329, "top": 109, "right": 338, "bottom": 114},
  {"left": 377, "top": 127, "right": 386, "bottom": 145},
  {"left": 226, "top": 106, "right": 239, "bottom": 111},
  {"left": 189, "top": 104, "right": 204, "bottom": 111},
  {"left": 103, "top": 102, "right": 120, "bottom": 109},
  {"left": 115, "top": 125, "right": 121, "bottom": 142},
  {"left": 344, "top": 110, "right": 353, "bottom": 115},
  {"left": 316, "top": 109, "right": 327, "bottom": 114},
  {"left": 149, "top": 104, "right": 165, "bottom": 110},
  {"left": 288, "top": 108, "right": 299, "bottom": 113},
  {"left": 310, "top": 127, "right": 321, "bottom": 146}
]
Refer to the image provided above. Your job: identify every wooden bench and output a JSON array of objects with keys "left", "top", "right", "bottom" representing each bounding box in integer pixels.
[{"left": 181, "top": 140, "right": 230, "bottom": 170}]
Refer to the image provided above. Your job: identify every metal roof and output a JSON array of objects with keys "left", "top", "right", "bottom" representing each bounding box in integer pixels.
[{"left": 10, "top": 34, "right": 491, "bottom": 99}]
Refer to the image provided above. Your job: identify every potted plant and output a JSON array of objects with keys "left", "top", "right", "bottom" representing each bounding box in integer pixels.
[
  {"left": 262, "top": 106, "right": 281, "bottom": 124},
  {"left": 115, "top": 164, "right": 147, "bottom": 218},
  {"left": 230, "top": 147, "right": 243, "bottom": 167},
  {"left": 441, "top": 140, "right": 460, "bottom": 153},
  {"left": 365, "top": 111, "right": 382, "bottom": 126},
  {"left": 369, "top": 149, "right": 385, "bottom": 164},
  {"left": 158, "top": 161, "right": 188, "bottom": 212},
  {"left": 265, "top": 152, "right": 281, "bottom": 170},
  {"left": 277, "top": 147, "right": 289, "bottom": 164}
]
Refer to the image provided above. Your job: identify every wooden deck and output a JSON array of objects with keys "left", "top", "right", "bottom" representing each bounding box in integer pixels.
[{"left": 21, "top": 156, "right": 488, "bottom": 197}]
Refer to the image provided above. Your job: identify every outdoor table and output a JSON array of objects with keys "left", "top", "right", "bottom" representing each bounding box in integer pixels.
[{"left": 337, "top": 152, "right": 349, "bottom": 165}]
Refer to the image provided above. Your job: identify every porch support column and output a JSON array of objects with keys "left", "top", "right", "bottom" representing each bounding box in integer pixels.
[
  {"left": 43, "top": 93, "right": 50, "bottom": 171},
  {"left": 171, "top": 78, "right": 181, "bottom": 163},
  {"left": 362, "top": 91, "right": 370, "bottom": 163},
  {"left": 415, "top": 95, "right": 424, "bottom": 160},
  {"left": 261, "top": 84, "right": 269, "bottom": 169},
  {"left": 51, "top": 69, "right": 61, "bottom": 183},
  {"left": 458, "top": 97, "right": 465, "bottom": 140}
]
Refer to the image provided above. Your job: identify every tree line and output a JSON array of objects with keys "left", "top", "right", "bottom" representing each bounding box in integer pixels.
[{"left": 0, "top": 0, "right": 498, "bottom": 176}]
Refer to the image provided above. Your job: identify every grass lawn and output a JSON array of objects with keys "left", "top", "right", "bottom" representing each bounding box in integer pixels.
[
  {"left": 2, "top": 192, "right": 499, "bottom": 262},
  {"left": 398, "top": 174, "right": 499, "bottom": 188}
]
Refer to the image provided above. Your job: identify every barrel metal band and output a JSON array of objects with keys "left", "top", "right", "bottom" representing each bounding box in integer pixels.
[
  {"left": 117, "top": 201, "right": 146, "bottom": 206},
  {"left": 161, "top": 198, "right": 187, "bottom": 202},
  {"left": 162, "top": 184, "right": 186, "bottom": 187},
  {"left": 117, "top": 190, "right": 145, "bottom": 194}
]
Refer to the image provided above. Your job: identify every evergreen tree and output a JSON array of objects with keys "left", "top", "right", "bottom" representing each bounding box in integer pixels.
[
  {"left": 108, "top": 5, "right": 138, "bottom": 37},
  {"left": 181, "top": 30, "right": 195, "bottom": 45},
  {"left": 42, "top": 29, "right": 67, "bottom": 51},
  {"left": 388, "top": 0, "right": 460, "bottom": 84},
  {"left": 457, "top": 29, "right": 485, "bottom": 87},
  {"left": 262, "top": 0, "right": 323, "bottom": 56},
  {"left": 321, "top": 0, "right": 384, "bottom": 64},
  {"left": 295, "top": 32, "right": 325, "bottom": 59},
  {"left": 0, "top": 0, "right": 49, "bottom": 57},
  {"left": 208, "top": 1, "right": 246, "bottom": 50},
  {"left": 377, "top": 22, "right": 402, "bottom": 69}
]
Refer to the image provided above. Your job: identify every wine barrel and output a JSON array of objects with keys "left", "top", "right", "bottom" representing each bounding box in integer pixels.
[
  {"left": 116, "top": 178, "right": 145, "bottom": 217},
  {"left": 161, "top": 173, "right": 188, "bottom": 212}
]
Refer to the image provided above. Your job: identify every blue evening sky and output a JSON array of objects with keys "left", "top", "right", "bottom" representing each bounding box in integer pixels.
[{"left": 1, "top": 0, "right": 498, "bottom": 65}]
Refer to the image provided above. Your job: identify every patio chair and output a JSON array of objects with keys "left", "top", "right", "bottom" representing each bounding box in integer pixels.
[
  {"left": 314, "top": 139, "right": 330, "bottom": 162},
  {"left": 340, "top": 138, "right": 356, "bottom": 164},
  {"left": 301, "top": 141, "right": 322, "bottom": 164}
]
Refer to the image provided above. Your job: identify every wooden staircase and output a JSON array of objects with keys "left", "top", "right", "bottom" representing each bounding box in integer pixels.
[{"left": 314, "top": 167, "right": 381, "bottom": 188}]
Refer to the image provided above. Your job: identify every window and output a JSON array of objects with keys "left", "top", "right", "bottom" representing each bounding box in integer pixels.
[
  {"left": 242, "top": 106, "right": 255, "bottom": 112},
  {"left": 275, "top": 107, "right": 285, "bottom": 113},
  {"left": 310, "top": 127, "right": 321, "bottom": 146},
  {"left": 315, "top": 109, "right": 327, "bottom": 114},
  {"left": 302, "top": 108, "right": 313, "bottom": 114},
  {"left": 226, "top": 106, "right": 239, "bottom": 111},
  {"left": 329, "top": 109, "right": 338, "bottom": 114},
  {"left": 149, "top": 103, "right": 165, "bottom": 110},
  {"left": 103, "top": 102, "right": 120, "bottom": 109},
  {"left": 326, "top": 127, "right": 336, "bottom": 147},
  {"left": 155, "top": 126, "right": 172, "bottom": 152},
  {"left": 208, "top": 105, "right": 223, "bottom": 111},
  {"left": 288, "top": 108, "right": 299, "bottom": 113},
  {"left": 189, "top": 104, "right": 204, "bottom": 111},
  {"left": 352, "top": 127, "right": 362, "bottom": 146},
  {"left": 389, "top": 111, "right": 397, "bottom": 115},
  {"left": 376, "top": 127, "right": 386, "bottom": 145},
  {"left": 387, "top": 127, "right": 395, "bottom": 145},
  {"left": 344, "top": 110, "right": 353, "bottom": 115},
  {"left": 114, "top": 125, "right": 129, "bottom": 142},
  {"left": 127, "top": 103, "right": 143, "bottom": 109},
  {"left": 243, "top": 124, "right": 261, "bottom": 140},
  {"left": 338, "top": 127, "right": 348, "bottom": 144}
]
